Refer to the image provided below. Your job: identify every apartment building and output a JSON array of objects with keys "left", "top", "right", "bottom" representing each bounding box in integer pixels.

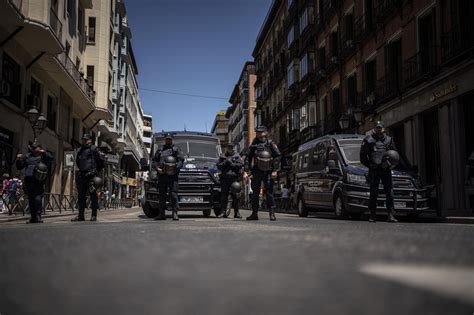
[
  {"left": 227, "top": 62, "right": 257, "bottom": 155},
  {"left": 253, "top": 0, "right": 474, "bottom": 214},
  {"left": 0, "top": 0, "right": 111, "bottom": 195},
  {"left": 211, "top": 111, "right": 229, "bottom": 150}
]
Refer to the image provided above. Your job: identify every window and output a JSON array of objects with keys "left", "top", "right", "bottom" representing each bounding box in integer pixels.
[
  {"left": 332, "top": 88, "right": 340, "bottom": 114},
  {"left": 67, "top": 0, "right": 73, "bottom": 17},
  {"left": 29, "top": 77, "right": 42, "bottom": 108},
  {"left": 343, "top": 13, "right": 354, "bottom": 42},
  {"left": 1, "top": 53, "right": 21, "bottom": 107},
  {"left": 46, "top": 95, "right": 57, "bottom": 131},
  {"left": 300, "top": 103, "right": 308, "bottom": 130},
  {"left": 287, "top": 61, "right": 298, "bottom": 88},
  {"left": 300, "top": 54, "right": 308, "bottom": 79},
  {"left": 288, "top": 0, "right": 294, "bottom": 9},
  {"left": 317, "top": 46, "right": 326, "bottom": 69},
  {"left": 330, "top": 31, "right": 339, "bottom": 56},
  {"left": 78, "top": 7, "right": 84, "bottom": 33},
  {"left": 312, "top": 142, "right": 327, "bottom": 171},
  {"left": 292, "top": 108, "right": 300, "bottom": 131},
  {"left": 364, "top": 59, "right": 376, "bottom": 95},
  {"left": 300, "top": 7, "right": 314, "bottom": 32},
  {"left": 88, "top": 17, "right": 96, "bottom": 42},
  {"left": 86, "top": 65, "right": 94, "bottom": 89},
  {"left": 346, "top": 74, "right": 357, "bottom": 107},
  {"left": 287, "top": 26, "right": 295, "bottom": 46}
]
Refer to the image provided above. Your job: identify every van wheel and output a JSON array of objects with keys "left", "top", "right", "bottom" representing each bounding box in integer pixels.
[
  {"left": 334, "top": 194, "right": 348, "bottom": 219},
  {"left": 297, "top": 198, "right": 308, "bottom": 217},
  {"left": 203, "top": 210, "right": 212, "bottom": 217}
]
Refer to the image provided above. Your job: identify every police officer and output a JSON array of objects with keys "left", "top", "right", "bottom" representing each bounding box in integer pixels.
[
  {"left": 72, "top": 134, "right": 105, "bottom": 222},
  {"left": 16, "top": 142, "right": 53, "bottom": 223},
  {"left": 217, "top": 143, "right": 244, "bottom": 219},
  {"left": 244, "top": 126, "right": 281, "bottom": 221},
  {"left": 360, "top": 121, "right": 398, "bottom": 223},
  {"left": 151, "top": 133, "right": 184, "bottom": 221}
]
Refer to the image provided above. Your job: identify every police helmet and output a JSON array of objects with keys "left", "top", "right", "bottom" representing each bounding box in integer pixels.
[
  {"left": 230, "top": 181, "right": 242, "bottom": 194},
  {"left": 255, "top": 125, "right": 268, "bottom": 133},
  {"left": 383, "top": 150, "right": 400, "bottom": 169},
  {"left": 92, "top": 176, "right": 103, "bottom": 189},
  {"left": 33, "top": 162, "right": 48, "bottom": 182}
]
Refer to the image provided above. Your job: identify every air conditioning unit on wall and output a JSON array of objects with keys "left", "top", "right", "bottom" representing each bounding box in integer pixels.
[{"left": 0, "top": 80, "right": 11, "bottom": 97}]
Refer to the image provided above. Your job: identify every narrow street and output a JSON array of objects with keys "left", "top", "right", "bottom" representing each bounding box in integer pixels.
[{"left": 0, "top": 209, "right": 473, "bottom": 315}]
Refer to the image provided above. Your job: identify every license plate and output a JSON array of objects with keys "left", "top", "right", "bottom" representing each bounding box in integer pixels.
[
  {"left": 384, "top": 201, "right": 406, "bottom": 208},
  {"left": 180, "top": 196, "right": 204, "bottom": 203}
]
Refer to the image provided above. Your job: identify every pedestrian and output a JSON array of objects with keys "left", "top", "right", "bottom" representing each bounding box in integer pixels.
[
  {"left": 111, "top": 191, "right": 116, "bottom": 209},
  {"left": 151, "top": 133, "right": 184, "bottom": 221},
  {"left": 360, "top": 121, "right": 399, "bottom": 223},
  {"left": 104, "top": 189, "right": 110, "bottom": 210},
  {"left": 243, "top": 125, "right": 281, "bottom": 221},
  {"left": 217, "top": 142, "right": 244, "bottom": 219},
  {"left": 1, "top": 173, "right": 10, "bottom": 213},
  {"left": 281, "top": 185, "right": 290, "bottom": 211},
  {"left": 15, "top": 142, "right": 53, "bottom": 223},
  {"left": 71, "top": 134, "right": 105, "bottom": 222}
]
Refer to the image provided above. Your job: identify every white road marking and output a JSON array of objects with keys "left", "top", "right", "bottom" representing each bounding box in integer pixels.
[{"left": 360, "top": 263, "right": 474, "bottom": 305}]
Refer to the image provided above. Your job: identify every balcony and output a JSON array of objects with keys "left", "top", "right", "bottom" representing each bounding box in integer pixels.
[
  {"left": 441, "top": 26, "right": 474, "bottom": 66},
  {"left": 326, "top": 51, "right": 341, "bottom": 74},
  {"left": 354, "top": 13, "right": 376, "bottom": 44},
  {"left": 404, "top": 49, "right": 440, "bottom": 89},
  {"left": 315, "top": 65, "right": 327, "bottom": 84},
  {"left": 55, "top": 53, "right": 96, "bottom": 104},
  {"left": 340, "top": 31, "right": 357, "bottom": 58},
  {"left": 376, "top": 71, "right": 401, "bottom": 104}
]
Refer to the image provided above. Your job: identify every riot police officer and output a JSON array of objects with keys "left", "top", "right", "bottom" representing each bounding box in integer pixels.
[
  {"left": 151, "top": 133, "right": 184, "bottom": 221},
  {"left": 360, "top": 121, "right": 399, "bottom": 223},
  {"left": 244, "top": 126, "right": 281, "bottom": 221},
  {"left": 217, "top": 143, "right": 244, "bottom": 219},
  {"left": 16, "top": 142, "right": 53, "bottom": 223},
  {"left": 72, "top": 134, "right": 105, "bottom": 222}
]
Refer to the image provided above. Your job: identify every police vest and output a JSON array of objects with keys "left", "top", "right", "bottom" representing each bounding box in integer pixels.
[
  {"left": 368, "top": 135, "right": 392, "bottom": 165},
  {"left": 77, "top": 145, "right": 99, "bottom": 172}
]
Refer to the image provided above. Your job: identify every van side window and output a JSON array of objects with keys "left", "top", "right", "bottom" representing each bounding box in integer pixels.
[{"left": 312, "top": 142, "right": 326, "bottom": 171}]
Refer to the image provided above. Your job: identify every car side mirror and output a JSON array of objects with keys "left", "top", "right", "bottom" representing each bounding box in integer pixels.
[{"left": 140, "top": 158, "right": 149, "bottom": 171}]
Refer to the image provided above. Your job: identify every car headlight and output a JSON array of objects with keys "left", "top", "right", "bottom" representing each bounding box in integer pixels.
[{"left": 347, "top": 173, "right": 368, "bottom": 186}]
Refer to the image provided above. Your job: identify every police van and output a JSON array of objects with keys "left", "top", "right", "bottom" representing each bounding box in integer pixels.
[
  {"left": 294, "top": 134, "right": 432, "bottom": 219},
  {"left": 141, "top": 131, "right": 222, "bottom": 218}
]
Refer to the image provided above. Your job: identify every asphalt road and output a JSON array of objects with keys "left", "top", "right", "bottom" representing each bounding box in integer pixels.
[{"left": 0, "top": 208, "right": 473, "bottom": 315}]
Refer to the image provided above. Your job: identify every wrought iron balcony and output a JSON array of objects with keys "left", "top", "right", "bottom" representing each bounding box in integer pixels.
[
  {"left": 375, "top": 71, "right": 401, "bottom": 104},
  {"left": 55, "top": 52, "right": 96, "bottom": 104},
  {"left": 404, "top": 48, "right": 439, "bottom": 89},
  {"left": 441, "top": 26, "right": 474, "bottom": 66}
]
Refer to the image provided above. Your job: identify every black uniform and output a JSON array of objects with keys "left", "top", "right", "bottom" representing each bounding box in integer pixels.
[
  {"left": 151, "top": 144, "right": 184, "bottom": 218},
  {"left": 245, "top": 138, "right": 281, "bottom": 220},
  {"left": 16, "top": 150, "right": 53, "bottom": 223},
  {"left": 75, "top": 144, "right": 105, "bottom": 220},
  {"left": 217, "top": 150, "right": 243, "bottom": 218},
  {"left": 360, "top": 131, "right": 397, "bottom": 220}
]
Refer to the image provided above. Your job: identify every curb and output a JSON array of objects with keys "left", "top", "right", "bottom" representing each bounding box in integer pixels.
[
  {"left": 0, "top": 211, "right": 76, "bottom": 223},
  {"left": 438, "top": 217, "right": 474, "bottom": 225}
]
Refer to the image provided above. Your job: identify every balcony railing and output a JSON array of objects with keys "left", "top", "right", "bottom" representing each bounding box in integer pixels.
[
  {"left": 376, "top": 71, "right": 401, "bottom": 103},
  {"left": 404, "top": 48, "right": 439, "bottom": 88},
  {"left": 441, "top": 26, "right": 474, "bottom": 66},
  {"left": 49, "top": 8, "right": 63, "bottom": 41},
  {"left": 56, "top": 52, "right": 96, "bottom": 104}
]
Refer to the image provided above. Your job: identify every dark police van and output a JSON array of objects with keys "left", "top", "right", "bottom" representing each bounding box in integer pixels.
[
  {"left": 294, "top": 134, "right": 432, "bottom": 219},
  {"left": 141, "top": 131, "right": 222, "bottom": 218}
]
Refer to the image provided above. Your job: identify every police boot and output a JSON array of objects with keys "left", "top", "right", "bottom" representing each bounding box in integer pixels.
[
  {"left": 387, "top": 209, "right": 398, "bottom": 223},
  {"left": 269, "top": 208, "right": 276, "bottom": 221},
  {"left": 246, "top": 210, "right": 258, "bottom": 221},
  {"left": 369, "top": 211, "right": 377, "bottom": 223},
  {"left": 172, "top": 210, "right": 179, "bottom": 221},
  {"left": 234, "top": 209, "right": 242, "bottom": 219},
  {"left": 90, "top": 215, "right": 97, "bottom": 221},
  {"left": 155, "top": 209, "right": 166, "bottom": 220},
  {"left": 71, "top": 216, "right": 85, "bottom": 222}
]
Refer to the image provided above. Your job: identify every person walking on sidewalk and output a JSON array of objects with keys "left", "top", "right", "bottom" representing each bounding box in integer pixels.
[
  {"left": 71, "top": 134, "right": 105, "bottom": 222},
  {"left": 16, "top": 142, "right": 53, "bottom": 223},
  {"left": 243, "top": 125, "right": 281, "bottom": 221}
]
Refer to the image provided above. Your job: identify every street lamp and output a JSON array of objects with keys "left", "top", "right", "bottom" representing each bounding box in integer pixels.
[
  {"left": 25, "top": 106, "right": 47, "bottom": 142},
  {"left": 339, "top": 113, "right": 351, "bottom": 130}
]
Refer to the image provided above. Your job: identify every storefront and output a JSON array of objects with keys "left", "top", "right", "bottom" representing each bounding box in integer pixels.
[{"left": 0, "top": 126, "right": 14, "bottom": 177}]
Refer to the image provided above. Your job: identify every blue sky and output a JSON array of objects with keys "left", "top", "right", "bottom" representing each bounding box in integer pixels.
[{"left": 126, "top": 0, "right": 272, "bottom": 133}]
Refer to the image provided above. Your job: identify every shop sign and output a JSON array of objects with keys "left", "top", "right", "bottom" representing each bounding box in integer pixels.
[
  {"left": 0, "top": 127, "right": 13, "bottom": 145},
  {"left": 121, "top": 177, "right": 137, "bottom": 187},
  {"left": 107, "top": 154, "right": 120, "bottom": 164},
  {"left": 64, "top": 151, "right": 75, "bottom": 170},
  {"left": 430, "top": 84, "right": 458, "bottom": 102}
]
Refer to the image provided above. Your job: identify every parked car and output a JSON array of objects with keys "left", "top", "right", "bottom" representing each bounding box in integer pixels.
[{"left": 294, "top": 134, "right": 433, "bottom": 219}]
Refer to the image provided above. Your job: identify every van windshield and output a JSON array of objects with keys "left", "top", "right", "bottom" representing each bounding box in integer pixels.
[{"left": 339, "top": 145, "right": 361, "bottom": 164}]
